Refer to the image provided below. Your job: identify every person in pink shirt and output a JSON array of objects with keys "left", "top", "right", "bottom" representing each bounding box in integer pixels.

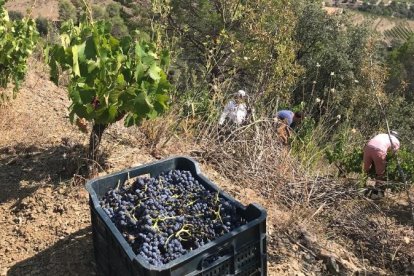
[{"left": 363, "top": 131, "right": 400, "bottom": 180}]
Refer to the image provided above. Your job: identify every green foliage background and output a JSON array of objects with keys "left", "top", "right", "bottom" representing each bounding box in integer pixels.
[{"left": 0, "top": 0, "right": 39, "bottom": 101}]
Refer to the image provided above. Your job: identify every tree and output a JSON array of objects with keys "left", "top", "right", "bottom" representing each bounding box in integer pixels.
[
  {"left": 158, "top": 0, "right": 300, "bottom": 114},
  {"left": 293, "top": 2, "right": 372, "bottom": 119},
  {"left": 109, "top": 16, "right": 129, "bottom": 38},
  {"left": 383, "top": 36, "right": 414, "bottom": 143},
  {"left": 104, "top": 2, "right": 129, "bottom": 39},
  {"left": 46, "top": 17, "right": 171, "bottom": 173},
  {"left": 92, "top": 3, "right": 128, "bottom": 38},
  {"left": 387, "top": 36, "right": 414, "bottom": 102}
]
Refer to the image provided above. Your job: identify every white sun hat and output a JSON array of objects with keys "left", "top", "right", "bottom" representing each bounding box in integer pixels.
[
  {"left": 390, "top": 130, "right": 399, "bottom": 138},
  {"left": 236, "top": 90, "right": 247, "bottom": 97}
]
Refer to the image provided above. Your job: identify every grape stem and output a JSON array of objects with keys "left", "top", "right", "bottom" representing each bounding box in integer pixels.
[
  {"left": 152, "top": 216, "right": 177, "bottom": 231},
  {"left": 125, "top": 210, "right": 138, "bottom": 223},
  {"left": 214, "top": 192, "right": 223, "bottom": 223},
  {"left": 130, "top": 197, "right": 148, "bottom": 212},
  {"left": 157, "top": 176, "right": 164, "bottom": 190},
  {"left": 164, "top": 224, "right": 192, "bottom": 247},
  {"left": 185, "top": 199, "right": 198, "bottom": 207}
]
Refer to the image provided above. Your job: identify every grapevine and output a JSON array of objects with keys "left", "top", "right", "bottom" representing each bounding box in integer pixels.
[
  {"left": 100, "top": 169, "right": 247, "bottom": 266},
  {"left": 45, "top": 15, "right": 171, "bottom": 166},
  {"left": 0, "top": 0, "right": 39, "bottom": 102},
  {"left": 326, "top": 137, "right": 414, "bottom": 184}
]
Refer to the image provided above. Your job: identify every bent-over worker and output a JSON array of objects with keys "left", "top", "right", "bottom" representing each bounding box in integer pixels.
[
  {"left": 273, "top": 110, "right": 304, "bottom": 144},
  {"left": 275, "top": 110, "right": 304, "bottom": 128},
  {"left": 363, "top": 131, "right": 400, "bottom": 181}
]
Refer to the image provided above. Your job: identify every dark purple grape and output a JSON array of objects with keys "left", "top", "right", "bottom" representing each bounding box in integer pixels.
[{"left": 99, "top": 169, "right": 247, "bottom": 266}]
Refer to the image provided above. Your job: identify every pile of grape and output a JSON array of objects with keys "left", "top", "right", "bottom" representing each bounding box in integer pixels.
[{"left": 100, "top": 169, "right": 247, "bottom": 266}]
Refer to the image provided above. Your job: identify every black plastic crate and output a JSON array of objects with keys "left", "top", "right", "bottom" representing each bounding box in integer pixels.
[{"left": 86, "top": 156, "right": 267, "bottom": 276}]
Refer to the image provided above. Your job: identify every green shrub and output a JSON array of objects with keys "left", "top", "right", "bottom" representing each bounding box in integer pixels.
[
  {"left": 386, "top": 148, "right": 414, "bottom": 182},
  {"left": 8, "top": 10, "right": 23, "bottom": 21},
  {"left": 0, "top": 2, "right": 39, "bottom": 101},
  {"left": 106, "top": 3, "right": 121, "bottom": 18},
  {"left": 92, "top": 5, "right": 105, "bottom": 20},
  {"left": 35, "top": 17, "right": 49, "bottom": 36},
  {"left": 58, "top": 0, "right": 77, "bottom": 21},
  {"left": 110, "top": 16, "right": 128, "bottom": 38}
]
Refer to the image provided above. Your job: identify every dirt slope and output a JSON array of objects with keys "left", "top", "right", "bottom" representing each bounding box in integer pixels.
[
  {"left": 4, "top": 0, "right": 115, "bottom": 21},
  {"left": 5, "top": 0, "right": 60, "bottom": 20}
]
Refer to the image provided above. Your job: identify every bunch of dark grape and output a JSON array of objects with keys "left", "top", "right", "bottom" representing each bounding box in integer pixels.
[{"left": 100, "top": 169, "right": 247, "bottom": 266}]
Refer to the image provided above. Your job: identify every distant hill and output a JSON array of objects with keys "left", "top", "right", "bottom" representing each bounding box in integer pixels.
[{"left": 349, "top": 9, "right": 414, "bottom": 44}]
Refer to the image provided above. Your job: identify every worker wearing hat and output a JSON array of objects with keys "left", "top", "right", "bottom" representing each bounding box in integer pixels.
[
  {"left": 218, "top": 90, "right": 249, "bottom": 126},
  {"left": 363, "top": 131, "right": 400, "bottom": 181}
]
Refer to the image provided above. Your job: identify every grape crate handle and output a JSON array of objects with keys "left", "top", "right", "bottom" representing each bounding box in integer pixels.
[{"left": 200, "top": 243, "right": 234, "bottom": 269}]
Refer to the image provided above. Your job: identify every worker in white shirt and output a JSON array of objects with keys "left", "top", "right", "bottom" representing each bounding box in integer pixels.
[{"left": 218, "top": 90, "right": 250, "bottom": 126}]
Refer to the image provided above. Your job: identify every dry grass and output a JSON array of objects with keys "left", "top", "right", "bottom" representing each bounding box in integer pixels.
[
  {"left": 194, "top": 119, "right": 302, "bottom": 193},
  {"left": 275, "top": 174, "right": 414, "bottom": 275},
  {"left": 324, "top": 197, "right": 414, "bottom": 274}
]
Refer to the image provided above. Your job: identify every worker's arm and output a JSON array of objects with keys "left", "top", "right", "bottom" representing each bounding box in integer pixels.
[{"left": 391, "top": 137, "right": 400, "bottom": 152}]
